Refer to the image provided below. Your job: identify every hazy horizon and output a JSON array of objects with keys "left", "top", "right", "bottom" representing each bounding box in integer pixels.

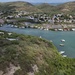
[{"left": 0, "top": 0, "right": 75, "bottom": 3}]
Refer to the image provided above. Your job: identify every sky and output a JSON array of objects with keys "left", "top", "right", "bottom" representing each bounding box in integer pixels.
[{"left": 0, "top": 0, "right": 75, "bottom": 3}]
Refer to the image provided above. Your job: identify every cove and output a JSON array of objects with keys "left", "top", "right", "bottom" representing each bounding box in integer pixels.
[{"left": 0, "top": 25, "right": 75, "bottom": 58}]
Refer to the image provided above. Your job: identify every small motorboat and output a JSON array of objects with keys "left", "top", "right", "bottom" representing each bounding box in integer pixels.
[
  {"left": 59, "top": 51, "right": 65, "bottom": 54},
  {"left": 60, "top": 44, "right": 64, "bottom": 46},
  {"left": 61, "top": 39, "right": 65, "bottom": 42},
  {"left": 62, "top": 55, "right": 67, "bottom": 57}
]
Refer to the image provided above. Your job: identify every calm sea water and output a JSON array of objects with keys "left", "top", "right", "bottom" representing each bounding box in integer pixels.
[{"left": 0, "top": 25, "right": 75, "bottom": 58}]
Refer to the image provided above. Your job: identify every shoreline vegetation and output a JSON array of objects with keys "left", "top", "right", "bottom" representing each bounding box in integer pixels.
[{"left": 0, "top": 30, "right": 75, "bottom": 75}]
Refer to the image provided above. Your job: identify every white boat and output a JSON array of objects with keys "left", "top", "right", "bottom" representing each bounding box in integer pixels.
[
  {"left": 60, "top": 44, "right": 64, "bottom": 46},
  {"left": 72, "top": 28, "right": 75, "bottom": 31},
  {"left": 14, "top": 25, "right": 18, "bottom": 28},
  {"left": 59, "top": 51, "right": 65, "bottom": 54},
  {"left": 11, "top": 25, "right": 14, "bottom": 27},
  {"left": 62, "top": 55, "right": 67, "bottom": 57},
  {"left": 61, "top": 39, "right": 65, "bottom": 42},
  {"left": 58, "top": 29, "right": 63, "bottom": 31}
]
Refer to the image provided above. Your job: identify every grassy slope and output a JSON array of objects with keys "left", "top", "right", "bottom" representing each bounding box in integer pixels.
[
  {"left": 0, "top": 31, "right": 75, "bottom": 75},
  {"left": 36, "top": 3, "right": 55, "bottom": 13},
  {"left": 36, "top": 1, "right": 75, "bottom": 14},
  {"left": 56, "top": 1, "right": 75, "bottom": 14},
  {"left": 0, "top": 1, "right": 75, "bottom": 14},
  {"left": 0, "top": 1, "right": 42, "bottom": 13}
]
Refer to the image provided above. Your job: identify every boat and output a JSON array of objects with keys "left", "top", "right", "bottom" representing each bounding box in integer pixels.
[
  {"left": 60, "top": 44, "right": 64, "bottom": 46},
  {"left": 61, "top": 39, "right": 65, "bottom": 42},
  {"left": 11, "top": 25, "right": 14, "bottom": 27},
  {"left": 62, "top": 55, "right": 67, "bottom": 57},
  {"left": 58, "top": 29, "right": 63, "bottom": 31},
  {"left": 59, "top": 51, "right": 65, "bottom": 54},
  {"left": 72, "top": 28, "right": 75, "bottom": 31}
]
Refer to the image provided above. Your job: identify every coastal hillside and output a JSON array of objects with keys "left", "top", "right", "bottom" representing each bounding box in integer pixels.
[
  {"left": 36, "top": 3, "right": 56, "bottom": 13},
  {"left": 0, "top": 1, "right": 42, "bottom": 12},
  {"left": 56, "top": 1, "right": 75, "bottom": 13},
  {"left": 36, "top": 1, "right": 75, "bottom": 14},
  {"left": 0, "top": 30, "right": 75, "bottom": 75},
  {"left": 0, "top": 1, "right": 75, "bottom": 14}
]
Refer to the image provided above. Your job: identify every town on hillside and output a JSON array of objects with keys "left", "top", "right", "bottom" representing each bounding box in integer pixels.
[{"left": 0, "top": 1, "right": 75, "bottom": 31}]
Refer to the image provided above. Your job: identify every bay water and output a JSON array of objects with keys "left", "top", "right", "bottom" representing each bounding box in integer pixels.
[{"left": 0, "top": 25, "right": 75, "bottom": 58}]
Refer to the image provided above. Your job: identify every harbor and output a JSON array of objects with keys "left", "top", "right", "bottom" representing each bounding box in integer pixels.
[{"left": 0, "top": 25, "right": 75, "bottom": 58}]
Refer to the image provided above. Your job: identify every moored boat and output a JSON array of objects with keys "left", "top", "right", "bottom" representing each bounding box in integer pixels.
[
  {"left": 61, "top": 39, "right": 65, "bottom": 42},
  {"left": 60, "top": 44, "right": 64, "bottom": 46},
  {"left": 59, "top": 51, "right": 65, "bottom": 54},
  {"left": 62, "top": 55, "right": 67, "bottom": 57}
]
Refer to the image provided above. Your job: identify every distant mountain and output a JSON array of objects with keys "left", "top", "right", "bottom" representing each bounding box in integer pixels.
[
  {"left": 56, "top": 1, "right": 75, "bottom": 13},
  {"left": 36, "top": 1, "right": 75, "bottom": 14},
  {"left": 0, "top": 1, "right": 42, "bottom": 13},
  {"left": 0, "top": 1, "right": 75, "bottom": 14},
  {"left": 36, "top": 3, "right": 55, "bottom": 13}
]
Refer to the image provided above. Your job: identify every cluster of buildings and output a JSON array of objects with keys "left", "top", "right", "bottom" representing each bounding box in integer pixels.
[
  {"left": 52, "top": 13, "right": 75, "bottom": 24},
  {"left": 0, "top": 10, "right": 75, "bottom": 31}
]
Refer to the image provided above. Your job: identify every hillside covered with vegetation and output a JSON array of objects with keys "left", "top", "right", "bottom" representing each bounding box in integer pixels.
[
  {"left": 0, "top": 1, "right": 42, "bottom": 13},
  {"left": 36, "top": 1, "right": 75, "bottom": 14},
  {"left": 0, "top": 30, "right": 75, "bottom": 75},
  {"left": 0, "top": 1, "right": 75, "bottom": 14},
  {"left": 36, "top": 3, "right": 55, "bottom": 13},
  {"left": 56, "top": 1, "right": 75, "bottom": 14}
]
